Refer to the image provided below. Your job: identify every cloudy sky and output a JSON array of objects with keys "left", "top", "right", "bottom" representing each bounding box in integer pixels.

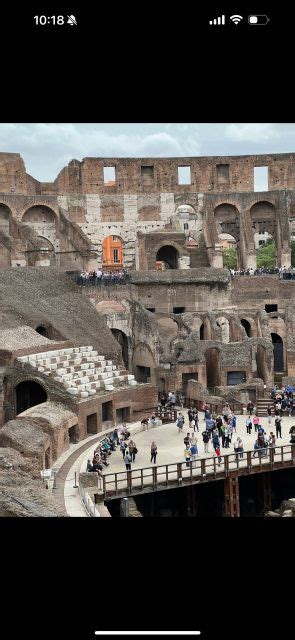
[{"left": 1, "top": 123, "right": 295, "bottom": 182}]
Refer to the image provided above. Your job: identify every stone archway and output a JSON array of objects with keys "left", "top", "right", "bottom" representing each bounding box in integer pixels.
[
  {"left": 156, "top": 245, "right": 179, "bottom": 269},
  {"left": 22, "top": 205, "right": 57, "bottom": 225},
  {"left": 271, "top": 333, "right": 284, "bottom": 372},
  {"left": 205, "top": 348, "right": 221, "bottom": 390},
  {"left": 0, "top": 203, "right": 11, "bottom": 234},
  {"left": 110, "top": 329, "right": 129, "bottom": 370},
  {"left": 35, "top": 325, "right": 49, "bottom": 337},
  {"left": 241, "top": 319, "right": 252, "bottom": 338},
  {"left": 15, "top": 380, "right": 47, "bottom": 415},
  {"left": 28, "top": 236, "right": 55, "bottom": 267}
]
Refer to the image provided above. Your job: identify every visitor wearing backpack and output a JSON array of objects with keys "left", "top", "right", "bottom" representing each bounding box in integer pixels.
[
  {"left": 190, "top": 437, "right": 198, "bottom": 468},
  {"left": 124, "top": 450, "right": 132, "bottom": 471}
]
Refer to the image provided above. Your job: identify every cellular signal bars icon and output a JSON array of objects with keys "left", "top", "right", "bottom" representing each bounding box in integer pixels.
[{"left": 209, "top": 15, "right": 225, "bottom": 25}]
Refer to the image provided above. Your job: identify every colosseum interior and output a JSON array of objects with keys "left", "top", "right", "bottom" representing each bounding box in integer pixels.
[{"left": 1, "top": 150, "right": 295, "bottom": 515}]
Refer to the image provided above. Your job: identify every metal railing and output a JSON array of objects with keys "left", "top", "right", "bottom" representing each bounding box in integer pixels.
[{"left": 102, "top": 444, "right": 295, "bottom": 499}]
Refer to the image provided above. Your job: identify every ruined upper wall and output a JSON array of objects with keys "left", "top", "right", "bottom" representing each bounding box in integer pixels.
[
  {"left": 58, "top": 154, "right": 295, "bottom": 194},
  {"left": 1, "top": 152, "right": 295, "bottom": 195}
]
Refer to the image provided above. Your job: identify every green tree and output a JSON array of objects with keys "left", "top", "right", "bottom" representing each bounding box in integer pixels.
[
  {"left": 291, "top": 240, "right": 295, "bottom": 267},
  {"left": 256, "top": 239, "right": 276, "bottom": 268},
  {"left": 223, "top": 247, "right": 237, "bottom": 269}
]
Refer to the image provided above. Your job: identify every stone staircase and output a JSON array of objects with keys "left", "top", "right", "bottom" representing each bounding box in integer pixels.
[
  {"left": 17, "top": 346, "right": 137, "bottom": 399},
  {"left": 189, "top": 234, "right": 210, "bottom": 267},
  {"left": 256, "top": 397, "right": 272, "bottom": 417}
]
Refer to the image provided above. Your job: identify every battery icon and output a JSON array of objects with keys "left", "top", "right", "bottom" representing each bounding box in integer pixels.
[{"left": 248, "top": 15, "right": 270, "bottom": 25}]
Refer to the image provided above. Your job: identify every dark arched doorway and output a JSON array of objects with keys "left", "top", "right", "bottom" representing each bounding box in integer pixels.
[
  {"left": 15, "top": 380, "right": 47, "bottom": 415},
  {"left": 156, "top": 245, "right": 179, "bottom": 269},
  {"left": 110, "top": 329, "right": 129, "bottom": 370},
  {"left": 271, "top": 333, "right": 284, "bottom": 372},
  {"left": 205, "top": 348, "right": 221, "bottom": 391},
  {"left": 241, "top": 319, "right": 251, "bottom": 338},
  {"left": 36, "top": 325, "right": 49, "bottom": 337}
]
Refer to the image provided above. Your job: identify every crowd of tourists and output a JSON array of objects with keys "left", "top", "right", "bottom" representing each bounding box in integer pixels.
[
  {"left": 79, "top": 268, "right": 130, "bottom": 286},
  {"left": 229, "top": 266, "right": 283, "bottom": 276},
  {"left": 177, "top": 401, "right": 295, "bottom": 465},
  {"left": 86, "top": 424, "right": 131, "bottom": 476},
  {"left": 86, "top": 395, "right": 295, "bottom": 477},
  {"left": 269, "top": 385, "right": 295, "bottom": 416}
]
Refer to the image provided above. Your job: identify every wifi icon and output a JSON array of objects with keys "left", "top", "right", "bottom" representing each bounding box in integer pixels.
[{"left": 230, "top": 14, "right": 243, "bottom": 24}]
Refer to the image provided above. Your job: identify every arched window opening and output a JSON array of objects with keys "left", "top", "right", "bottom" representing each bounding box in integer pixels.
[
  {"left": 36, "top": 325, "right": 49, "bottom": 337},
  {"left": 15, "top": 380, "right": 47, "bottom": 415},
  {"left": 111, "top": 329, "right": 129, "bottom": 370},
  {"left": 271, "top": 333, "right": 284, "bottom": 372},
  {"left": 241, "top": 319, "right": 251, "bottom": 338},
  {"left": 200, "top": 323, "right": 205, "bottom": 340},
  {"left": 205, "top": 348, "right": 221, "bottom": 391},
  {"left": 156, "top": 245, "right": 179, "bottom": 269}
]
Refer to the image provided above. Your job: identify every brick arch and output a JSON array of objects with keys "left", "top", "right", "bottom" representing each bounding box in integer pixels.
[
  {"left": 154, "top": 239, "right": 187, "bottom": 258},
  {"left": 250, "top": 201, "right": 276, "bottom": 236},
  {"left": 248, "top": 195, "right": 276, "bottom": 210},
  {"left": 212, "top": 198, "right": 241, "bottom": 212},
  {"left": 0, "top": 202, "right": 13, "bottom": 234},
  {"left": 175, "top": 203, "right": 197, "bottom": 215},
  {"left": 0, "top": 199, "right": 18, "bottom": 218},
  {"left": 13, "top": 376, "right": 49, "bottom": 416},
  {"left": 214, "top": 203, "right": 240, "bottom": 242},
  {"left": 240, "top": 316, "right": 257, "bottom": 338},
  {"left": 20, "top": 201, "right": 59, "bottom": 221},
  {"left": 12, "top": 373, "right": 50, "bottom": 396}
]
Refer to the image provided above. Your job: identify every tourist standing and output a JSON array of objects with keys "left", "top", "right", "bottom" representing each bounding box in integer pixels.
[
  {"left": 246, "top": 416, "right": 252, "bottom": 434},
  {"left": 224, "top": 424, "right": 231, "bottom": 448},
  {"left": 190, "top": 436, "right": 198, "bottom": 468},
  {"left": 232, "top": 413, "right": 237, "bottom": 433},
  {"left": 120, "top": 439, "right": 127, "bottom": 458},
  {"left": 215, "top": 444, "right": 222, "bottom": 466},
  {"left": 193, "top": 410, "right": 199, "bottom": 432},
  {"left": 237, "top": 437, "right": 244, "bottom": 459},
  {"left": 253, "top": 414, "right": 260, "bottom": 432},
  {"left": 184, "top": 445, "right": 191, "bottom": 467},
  {"left": 275, "top": 416, "right": 282, "bottom": 438},
  {"left": 124, "top": 450, "right": 132, "bottom": 471},
  {"left": 269, "top": 432, "right": 276, "bottom": 448},
  {"left": 212, "top": 430, "right": 220, "bottom": 452},
  {"left": 176, "top": 413, "right": 185, "bottom": 433},
  {"left": 128, "top": 440, "right": 137, "bottom": 462},
  {"left": 150, "top": 441, "right": 157, "bottom": 464},
  {"left": 202, "top": 429, "right": 210, "bottom": 454}
]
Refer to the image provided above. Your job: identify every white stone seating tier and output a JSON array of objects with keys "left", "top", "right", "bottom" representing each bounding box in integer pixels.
[{"left": 17, "top": 346, "right": 137, "bottom": 398}]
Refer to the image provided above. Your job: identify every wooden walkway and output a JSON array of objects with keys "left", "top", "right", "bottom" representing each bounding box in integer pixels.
[{"left": 102, "top": 444, "right": 295, "bottom": 499}]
